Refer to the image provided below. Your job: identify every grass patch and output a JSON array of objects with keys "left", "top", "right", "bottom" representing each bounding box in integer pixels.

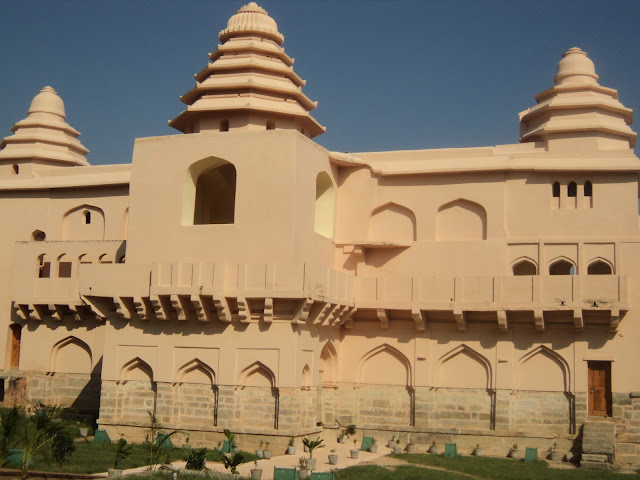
[
  {"left": 336, "top": 464, "right": 470, "bottom": 479},
  {"left": 126, "top": 473, "right": 244, "bottom": 480},
  {"left": 29, "top": 441, "right": 256, "bottom": 474},
  {"left": 393, "top": 453, "right": 640, "bottom": 479}
]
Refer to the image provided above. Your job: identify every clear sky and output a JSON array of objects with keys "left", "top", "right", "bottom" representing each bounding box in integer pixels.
[{"left": 1, "top": 0, "right": 639, "bottom": 165}]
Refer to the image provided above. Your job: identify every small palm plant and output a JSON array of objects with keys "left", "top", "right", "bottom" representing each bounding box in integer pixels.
[{"left": 302, "top": 437, "right": 325, "bottom": 458}]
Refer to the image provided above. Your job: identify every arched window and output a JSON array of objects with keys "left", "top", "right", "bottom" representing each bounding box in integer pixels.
[
  {"left": 266, "top": 120, "right": 276, "bottom": 130},
  {"left": 584, "top": 181, "right": 592, "bottom": 197},
  {"left": 513, "top": 259, "right": 537, "bottom": 276},
  {"left": 83, "top": 210, "right": 91, "bottom": 224},
  {"left": 219, "top": 119, "right": 229, "bottom": 132},
  {"left": 183, "top": 157, "right": 237, "bottom": 226},
  {"left": 587, "top": 260, "right": 612, "bottom": 275},
  {"left": 58, "top": 254, "right": 72, "bottom": 278},
  {"left": 37, "top": 254, "right": 50, "bottom": 278},
  {"left": 552, "top": 182, "right": 560, "bottom": 198},
  {"left": 549, "top": 259, "right": 575, "bottom": 275},
  {"left": 314, "top": 172, "right": 335, "bottom": 238},
  {"left": 194, "top": 164, "right": 236, "bottom": 225},
  {"left": 32, "top": 230, "right": 46, "bottom": 241},
  {"left": 568, "top": 182, "right": 577, "bottom": 197}
]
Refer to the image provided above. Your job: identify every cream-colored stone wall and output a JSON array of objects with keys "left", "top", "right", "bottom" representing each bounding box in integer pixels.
[{"left": 1, "top": 3, "right": 640, "bottom": 466}]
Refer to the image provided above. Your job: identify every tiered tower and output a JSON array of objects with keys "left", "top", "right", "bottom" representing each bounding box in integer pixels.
[
  {"left": 519, "top": 47, "right": 636, "bottom": 152},
  {"left": 0, "top": 86, "right": 89, "bottom": 175},
  {"left": 170, "top": 2, "right": 325, "bottom": 138}
]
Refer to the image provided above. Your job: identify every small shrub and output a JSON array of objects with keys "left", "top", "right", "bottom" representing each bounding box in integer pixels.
[
  {"left": 185, "top": 447, "right": 207, "bottom": 471},
  {"left": 52, "top": 431, "right": 76, "bottom": 471}
]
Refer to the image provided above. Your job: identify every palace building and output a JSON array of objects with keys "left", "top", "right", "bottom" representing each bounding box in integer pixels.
[{"left": 1, "top": 2, "right": 639, "bottom": 465}]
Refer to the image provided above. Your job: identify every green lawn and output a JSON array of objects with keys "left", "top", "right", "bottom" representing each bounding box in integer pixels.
[
  {"left": 379, "top": 453, "right": 640, "bottom": 480},
  {"left": 29, "top": 441, "right": 257, "bottom": 474}
]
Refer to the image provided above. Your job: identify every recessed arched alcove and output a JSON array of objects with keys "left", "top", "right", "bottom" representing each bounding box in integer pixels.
[
  {"left": 356, "top": 344, "right": 412, "bottom": 428},
  {"left": 436, "top": 199, "right": 487, "bottom": 241},
  {"left": 512, "top": 257, "right": 538, "bottom": 276},
  {"left": 314, "top": 172, "right": 335, "bottom": 238},
  {"left": 587, "top": 258, "right": 613, "bottom": 275},
  {"left": 176, "top": 359, "right": 218, "bottom": 427},
  {"left": 368, "top": 202, "right": 416, "bottom": 243},
  {"left": 549, "top": 257, "right": 575, "bottom": 275},
  {"left": 182, "top": 157, "right": 236, "bottom": 225},
  {"left": 513, "top": 346, "right": 572, "bottom": 435},
  {"left": 117, "top": 357, "right": 156, "bottom": 424},
  {"left": 431, "top": 344, "right": 493, "bottom": 430},
  {"left": 62, "top": 204, "right": 105, "bottom": 241},
  {"left": 237, "top": 361, "right": 278, "bottom": 430},
  {"left": 319, "top": 341, "right": 338, "bottom": 425},
  {"left": 50, "top": 336, "right": 92, "bottom": 374}
]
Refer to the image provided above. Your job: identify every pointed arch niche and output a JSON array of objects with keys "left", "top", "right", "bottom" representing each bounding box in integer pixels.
[
  {"left": 116, "top": 357, "right": 156, "bottom": 423},
  {"left": 432, "top": 345, "right": 493, "bottom": 430},
  {"left": 62, "top": 205, "right": 105, "bottom": 241},
  {"left": 512, "top": 257, "right": 538, "bottom": 276},
  {"left": 368, "top": 202, "right": 416, "bottom": 243},
  {"left": 435, "top": 344, "right": 492, "bottom": 390},
  {"left": 517, "top": 346, "right": 570, "bottom": 393},
  {"left": 301, "top": 364, "right": 311, "bottom": 390},
  {"left": 436, "top": 199, "right": 487, "bottom": 241},
  {"left": 514, "top": 346, "right": 572, "bottom": 435},
  {"left": 587, "top": 258, "right": 613, "bottom": 275},
  {"left": 182, "top": 157, "right": 236, "bottom": 225},
  {"left": 319, "top": 342, "right": 339, "bottom": 425},
  {"left": 356, "top": 344, "right": 413, "bottom": 428},
  {"left": 314, "top": 172, "right": 335, "bottom": 238},
  {"left": 237, "top": 361, "right": 278, "bottom": 430},
  {"left": 49, "top": 336, "right": 92, "bottom": 375},
  {"left": 176, "top": 359, "right": 218, "bottom": 427}
]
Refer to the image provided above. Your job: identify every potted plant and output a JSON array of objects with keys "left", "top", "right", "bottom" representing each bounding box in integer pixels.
[
  {"left": 350, "top": 438, "right": 359, "bottom": 459},
  {"left": 509, "top": 443, "right": 519, "bottom": 459},
  {"left": 473, "top": 443, "right": 483, "bottom": 457},
  {"left": 328, "top": 449, "right": 338, "bottom": 465},
  {"left": 287, "top": 436, "right": 296, "bottom": 455},
  {"left": 255, "top": 440, "right": 264, "bottom": 459},
  {"left": 215, "top": 441, "right": 223, "bottom": 453},
  {"left": 251, "top": 460, "right": 262, "bottom": 480},
  {"left": 369, "top": 438, "right": 378, "bottom": 453},
  {"left": 337, "top": 420, "right": 355, "bottom": 443},
  {"left": 298, "top": 456, "right": 310, "bottom": 479},
  {"left": 182, "top": 434, "right": 191, "bottom": 449},
  {"left": 406, "top": 436, "right": 416, "bottom": 453},
  {"left": 263, "top": 441, "right": 272, "bottom": 459},
  {"left": 387, "top": 435, "right": 396, "bottom": 448},
  {"left": 429, "top": 441, "right": 439, "bottom": 455},
  {"left": 108, "top": 438, "right": 132, "bottom": 477},
  {"left": 392, "top": 438, "right": 402, "bottom": 455},
  {"left": 548, "top": 442, "right": 560, "bottom": 461},
  {"left": 302, "top": 437, "right": 324, "bottom": 470}
]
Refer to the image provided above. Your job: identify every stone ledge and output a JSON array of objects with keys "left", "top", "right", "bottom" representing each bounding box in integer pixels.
[
  {"left": 582, "top": 453, "right": 608, "bottom": 462},
  {"left": 581, "top": 460, "right": 610, "bottom": 471}
]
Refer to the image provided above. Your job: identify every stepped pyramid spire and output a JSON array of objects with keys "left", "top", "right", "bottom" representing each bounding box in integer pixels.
[
  {"left": 519, "top": 47, "right": 636, "bottom": 151},
  {"left": 0, "top": 86, "right": 89, "bottom": 167},
  {"left": 169, "top": 2, "right": 325, "bottom": 138}
]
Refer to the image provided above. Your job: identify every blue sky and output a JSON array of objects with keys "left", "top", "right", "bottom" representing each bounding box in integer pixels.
[{"left": 1, "top": 0, "right": 639, "bottom": 165}]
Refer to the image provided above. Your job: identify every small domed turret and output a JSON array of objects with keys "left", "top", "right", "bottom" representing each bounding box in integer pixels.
[
  {"left": 28, "top": 86, "right": 66, "bottom": 119},
  {"left": 554, "top": 47, "right": 598, "bottom": 85},
  {"left": 0, "top": 86, "right": 89, "bottom": 168},
  {"left": 519, "top": 47, "right": 636, "bottom": 151},
  {"left": 220, "top": 2, "right": 283, "bottom": 45}
]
